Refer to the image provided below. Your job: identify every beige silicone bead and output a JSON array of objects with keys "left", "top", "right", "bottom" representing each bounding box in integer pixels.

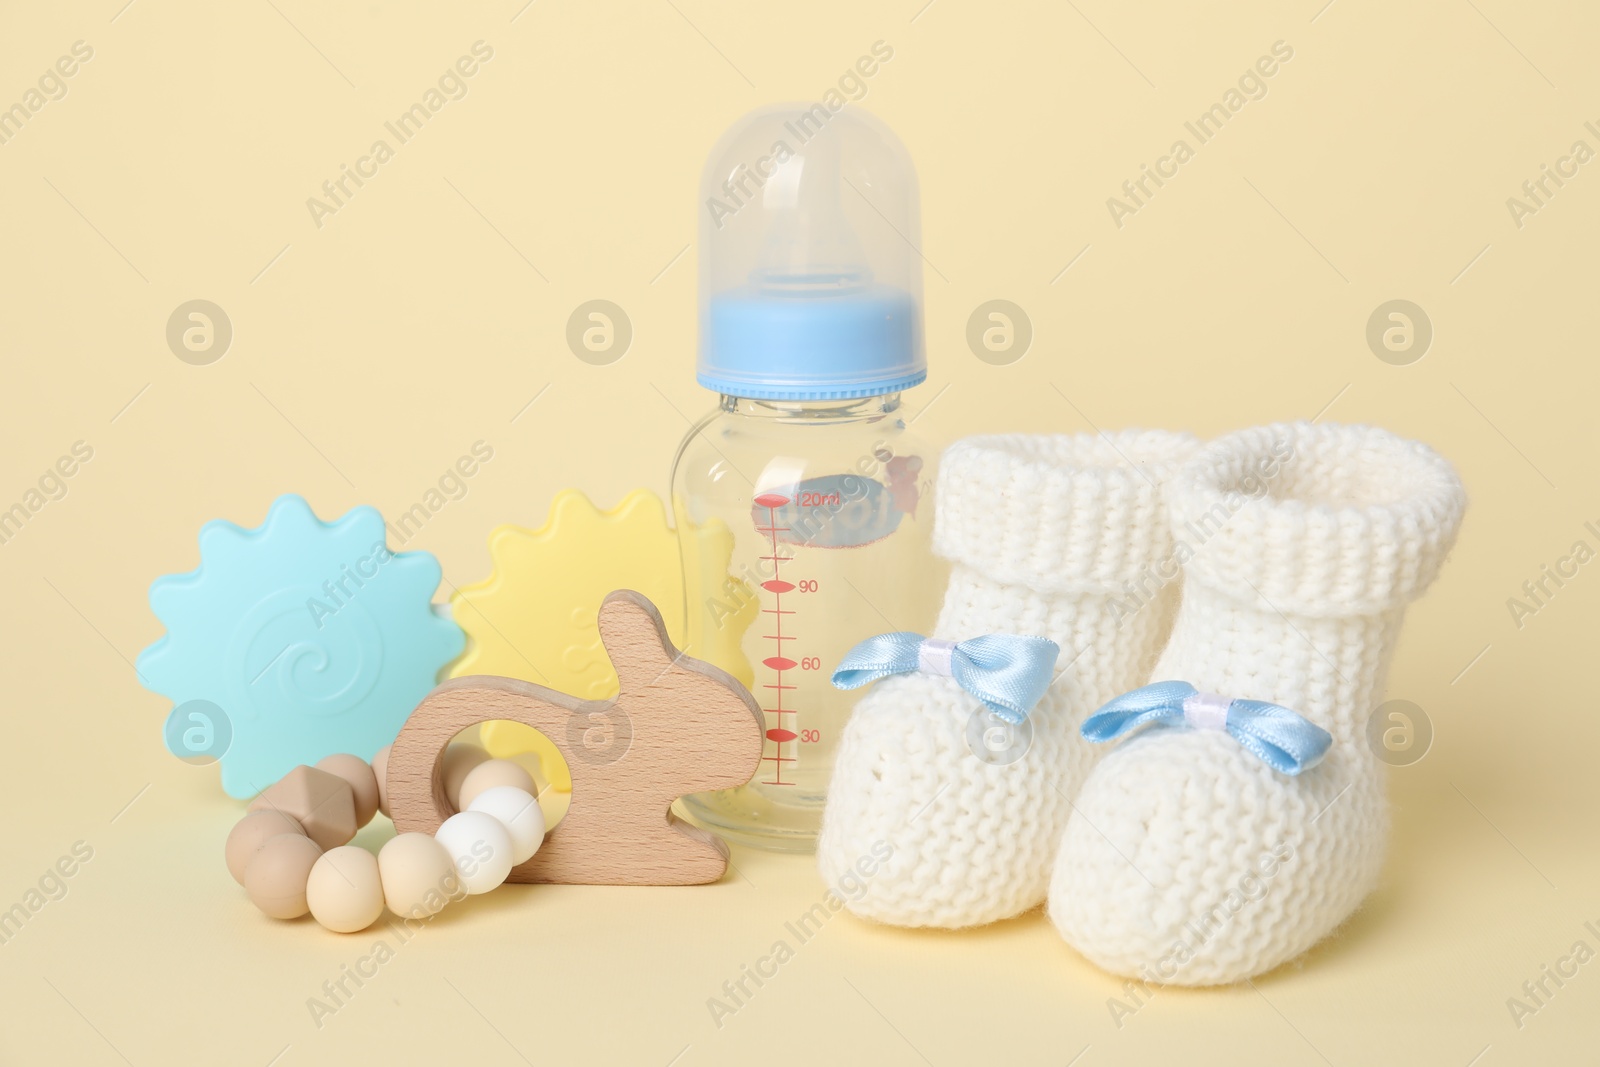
[
  {"left": 225, "top": 810, "right": 306, "bottom": 885},
  {"left": 316, "top": 753, "right": 380, "bottom": 827},
  {"left": 457, "top": 759, "right": 538, "bottom": 811},
  {"left": 378, "top": 832, "right": 458, "bottom": 919},
  {"left": 243, "top": 834, "right": 323, "bottom": 919},
  {"left": 442, "top": 744, "right": 491, "bottom": 808},
  {"left": 372, "top": 744, "right": 392, "bottom": 817},
  {"left": 306, "top": 845, "right": 385, "bottom": 934}
]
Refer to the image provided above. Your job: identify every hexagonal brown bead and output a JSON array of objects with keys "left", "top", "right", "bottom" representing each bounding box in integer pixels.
[{"left": 247, "top": 766, "right": 357, "bottom": 850}]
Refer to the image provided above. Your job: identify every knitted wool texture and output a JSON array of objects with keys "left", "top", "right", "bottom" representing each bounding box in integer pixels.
[
  {"left": 817, "top": 430, "right": 1196, "bottom": 928},
  {"left": 1048, "top": 422, "right": 1466, "bottom": 984}
]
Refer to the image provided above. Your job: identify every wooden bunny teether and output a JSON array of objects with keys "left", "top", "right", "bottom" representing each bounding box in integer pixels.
[{"left": 386, "top": 590, "right": 764, "bottom": 885}]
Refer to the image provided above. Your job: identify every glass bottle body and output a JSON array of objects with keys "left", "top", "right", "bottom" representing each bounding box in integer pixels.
[{"left": 671, "top": 393, "right": 940, "bottom": 851}]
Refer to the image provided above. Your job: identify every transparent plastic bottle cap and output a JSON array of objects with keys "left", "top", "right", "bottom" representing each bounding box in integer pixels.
[{"left": 698, "top": 104, "right": 925, "bottom": 400}]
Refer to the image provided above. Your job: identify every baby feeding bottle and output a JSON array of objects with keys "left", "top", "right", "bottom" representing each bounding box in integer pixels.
[{"left": 672, "top": 104, "right": 940, "bottom": 851}]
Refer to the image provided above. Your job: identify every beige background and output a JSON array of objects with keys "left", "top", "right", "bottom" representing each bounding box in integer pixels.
[{"left": 1, "top": 0, "right": 1597, "bottom": 1063}]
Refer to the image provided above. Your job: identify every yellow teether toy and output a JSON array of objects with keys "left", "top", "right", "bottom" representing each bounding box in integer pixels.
[{"left": 448, "top": 489, "right": 756, "bottom": 788}]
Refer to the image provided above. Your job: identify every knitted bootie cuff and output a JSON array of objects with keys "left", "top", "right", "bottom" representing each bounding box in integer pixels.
[
  {"left": 1165, "top": 422, "right": 1466, "bottom": 617},
  {"left": 933, "top": 431, "right": 1197, "bottom": 595}
]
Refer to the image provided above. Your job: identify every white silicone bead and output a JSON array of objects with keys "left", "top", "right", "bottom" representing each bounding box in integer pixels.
[
  {"left": 467, "top": 785, "right": 546, "bottom": 865},
  {"left": 433, "top": 811, "right": 514, "bottom": 895}
]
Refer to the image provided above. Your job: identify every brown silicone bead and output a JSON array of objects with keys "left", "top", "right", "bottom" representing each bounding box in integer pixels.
[
  {"left": 242, "top": 834, "right": 323, "bottom": 919},
  {"left": 248, "top": 765, "right": 358, "bottom": 849},
  {"left": 225, "top": 809, "right": 307, "bottom": 885}
]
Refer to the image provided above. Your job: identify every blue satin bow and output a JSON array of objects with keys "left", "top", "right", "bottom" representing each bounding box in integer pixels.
[
  {"left": 831, "top": 632, "right": 1060, "bottom": 724},
  {"left": 1081, "top": 680, "right": 1333, "bottom": 775}
]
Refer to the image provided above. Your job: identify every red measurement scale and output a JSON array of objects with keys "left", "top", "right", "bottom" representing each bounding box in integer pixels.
[{"left": 754, "top": 492, "right": 800, "bottom": 786}]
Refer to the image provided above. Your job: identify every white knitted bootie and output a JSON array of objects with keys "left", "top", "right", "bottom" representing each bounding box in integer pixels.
[
  {"left": 1048, "top": 423, "right": 1465, "bottom": 984},
  {"left": 817, "top": 430, "right": 1195, "bottom": 928}
]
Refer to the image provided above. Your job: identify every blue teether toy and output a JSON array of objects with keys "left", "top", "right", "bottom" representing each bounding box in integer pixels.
[{"left": 138, "top": 494, "right": 465, "bottom": 797}]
